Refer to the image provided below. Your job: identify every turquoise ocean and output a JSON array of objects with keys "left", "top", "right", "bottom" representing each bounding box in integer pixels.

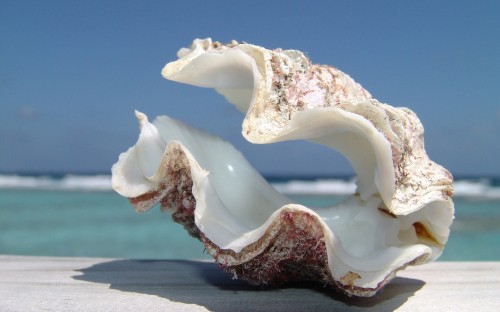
[{"left": 1, "top": 174, "right": 499, "bottom": 261}]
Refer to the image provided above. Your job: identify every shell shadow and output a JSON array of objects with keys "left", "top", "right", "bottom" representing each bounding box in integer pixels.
[{"left": 73, "top": 259, "right": 424, "bottom": 312}]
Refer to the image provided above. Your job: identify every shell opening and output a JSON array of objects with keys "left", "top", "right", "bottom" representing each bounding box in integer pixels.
[{"left": 162, "top": 39, "right": 395, "bottom": 209}]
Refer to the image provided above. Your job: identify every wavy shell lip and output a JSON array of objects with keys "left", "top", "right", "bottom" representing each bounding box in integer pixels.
[{"left": 112, "top": 38, "right": 454, "bottom": 297}]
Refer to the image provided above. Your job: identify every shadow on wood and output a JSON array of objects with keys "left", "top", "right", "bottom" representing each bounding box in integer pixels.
[{"left": 73, "top": 259, "right": 424, "bottom": 311}]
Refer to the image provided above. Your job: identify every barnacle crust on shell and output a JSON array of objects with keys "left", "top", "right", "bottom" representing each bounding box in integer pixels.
[{"left": 111, "top": 38, "right": 454, "bottom": 297}]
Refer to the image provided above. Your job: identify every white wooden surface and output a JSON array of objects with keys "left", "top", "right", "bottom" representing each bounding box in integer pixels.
[{"left": 0, "top": 256, "right": 499, "bottom": 311}]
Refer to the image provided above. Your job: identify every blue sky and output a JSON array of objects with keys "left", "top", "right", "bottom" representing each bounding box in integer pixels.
[{"left": 1, "top": 1, "right": 499, "bottom": 176}]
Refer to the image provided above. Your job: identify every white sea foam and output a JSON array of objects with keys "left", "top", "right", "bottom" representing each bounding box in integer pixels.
[
  {"left": 272, "top": 178, "right": 500, "bottom": 199},
  {"left": 271, "top": 179, "right": 356, "bottom": 195},
  {"left": 1, "top": 174, "right": 499, "bottom": 199},
  {"left": 452, "top": 179, "right": 500, "bottom": 199},
  {"left": 0, "top": 174, "right": 112, "bottom": 191}
]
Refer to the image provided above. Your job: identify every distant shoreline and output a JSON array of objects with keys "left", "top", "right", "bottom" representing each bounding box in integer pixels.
[
  {"left": 1, "top": 171, "right": 499, "bottom": 182},
  {"left": 1, "top": 173, "right": 500, "bottom": 198}
]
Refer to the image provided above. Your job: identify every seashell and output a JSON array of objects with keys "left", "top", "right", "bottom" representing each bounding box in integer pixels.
[{"left": 111, "top": 38, "right": 454, "bottom": 297}]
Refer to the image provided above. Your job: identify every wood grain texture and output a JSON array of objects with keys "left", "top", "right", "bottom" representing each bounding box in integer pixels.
[{"left": 1, "top": 256, "right": 499, "bottom": 311}]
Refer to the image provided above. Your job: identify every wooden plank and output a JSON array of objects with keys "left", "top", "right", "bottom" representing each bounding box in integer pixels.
[{"left": 0, "top": 256, "right": 499, "bottom": 311}]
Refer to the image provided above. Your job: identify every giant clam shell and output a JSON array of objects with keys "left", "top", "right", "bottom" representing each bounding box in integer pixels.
[{"left": 111, "top": 38, "right": 454, "bottom": 297}]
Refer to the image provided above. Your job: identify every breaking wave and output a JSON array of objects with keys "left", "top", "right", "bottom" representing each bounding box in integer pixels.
[
  {"left": 273, "top": 178, "right": 500, "bottom": 200},
  {"left": 271, "top": 179, "right": 356, "bottom": 195},
  {"left": 272, "top": 178, "right": 500, "bottom": 199},
  {"left": 0, "top": 174, "right": 112, "bottom": 191},
  {"left": 452, "top": 179, "right": 500, "bottom": 200},
  {"left": 1, "top": 174, "right": 499, "bottom": 199}
]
